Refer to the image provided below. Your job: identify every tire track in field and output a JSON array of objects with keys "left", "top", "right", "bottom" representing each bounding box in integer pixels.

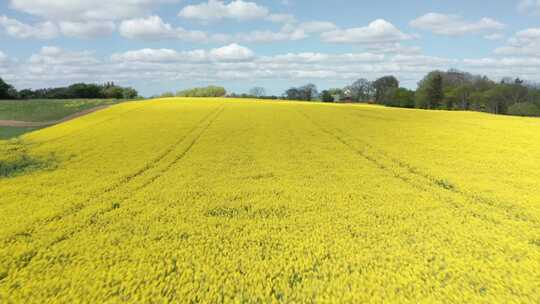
[
  {"left": 7, "top": 104, "right": 224, "bottom": 237},
  {"left": 1, "top": 105, "right": 225, "bottom": 278},
  {"left": 336, "top": 109, "right": 540, "bottom": 226},
  {"left": 296, "top": 109, "right": 539, "bottom": 226}
]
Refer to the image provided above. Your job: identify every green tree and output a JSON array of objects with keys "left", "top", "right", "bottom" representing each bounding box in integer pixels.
[
  {"left": 0, "top": 77, "right": 17, "bottom": 99},
  {"left": 427, "top": 72, "right": 444, "bottom": 109},
  {"left": 320, "top": 90, "right": 334, "bottom": 102},
  {"left": 373, "top": 76, "right": 399, "bottom": 103},
  {"left": 508, "top": 102, "right": 540, "bottom": 116},
  {"left": 347, "top": 78, "right": 374, "bottom": 102},
  {"left": 103, "top": 86, "right": 125, "bottom": 99},
  {"left": 122, "top": 87, "right": 138, "bottom": 99}
]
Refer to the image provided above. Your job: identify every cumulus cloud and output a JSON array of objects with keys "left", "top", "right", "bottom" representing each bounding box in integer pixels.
[
  {"left": 111, "top": 44, "right": 254, "bottom": 63},
  {"left": 260, "top": 52, "right": 385, "bottom": 64},
  {"left": 178, "top": 0, "right": 269, "bottom": 22},
  {"left": 494, "top": 28, "right": 540, "bottom": 57},
  {"left": 111, "top": 48, "right": 207, "bottom": 63},
  {"left": 29, "top": 46, "right": 99, "bottom": 66},
  {"left": 118, "top": 15, "right": 310, "bottom": 43},
  {"left": 119, "top": 15, "right": 212, "bottom": 42},
  {"left": 299, "top": 21, "right": 337, "bottom": 33},
  {"left": 9, "top": 0, "right": 180, "bottom": 21},
  {"left": 59, "top": 21, "right": 116, "bottom": 38},
  {"left": 518, "top": 0, "right": 540, "bottom": 15},
  {"left": 240, "top": 27, "right": 306, "bottom": 43},
  {"left": 9, "top": 44, "right": 540, "bottom": 96},
  {"left": 209, "top": 43, "right": 254, "bottom": 61},
  {"left": 483, "top": 33, "right": 504, "bottom": 41},
  {"left": 321, "top": 19, "right": 411, "bottom": 44},
  {"left": 266, "top": 14, "right": 296, "bottom": 24},
  {"left": 0, "top": 15, "right": 58, "bottom": 39},
  {"left": 410, "top": 13, "right": 505, "bottom": 36}
]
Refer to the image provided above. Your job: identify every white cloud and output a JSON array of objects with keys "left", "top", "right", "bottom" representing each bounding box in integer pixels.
[
  {"left": 266, "top": 14, "right": 296, "bottom": 24},
  {"left": 178, "top": 0, "right": 269, "bottom": 22},
  {"left": 299, "top": 21, "right": 337, "bottom": 33},
  {"left": 518, "top": 0, "right": 540, "bottom": 15},
  {"left": 119, "top": 15, "right": 211, "bottom": 42},
  {"left": 10, "top": 43, "right": 540, "bottom": 95},
  {"left": 410, "top": 13, "right": 505, "bottom": 36},
  {"left": 261, "top": 52, "right": 384, "bottom": 64},
  {"left": 0, "top": 15, "right": 58, "bottom": 39},
  {"left": 483, "top": 33, "right": 504, "bottom": 41},
  {"left": 240, "top": 27, "right": 306, "bottom": 43},
  {"left": 0, "top": 51, "right": 8, "bottom": 67},
  {"left": 494, "top": 28, "right": 540, "bottom": 57},
  {"left": 390, "top": 54, "right": 454, "bottom": 66},
  {"left": 321, "top": 19, "right": 411, "bottom": 44},
  {"left": 365, "top": 43, "right": 422, "bottom": 55},
  {"left": 463, "top": 57, "right": 540, "bottom": 68},
  {"left": 111, "top": 48, "right": 208, "bottom": 63},
  {"left": 209, "top": 43, "right": 254, "bottom": 61},
  {"left": 111, "top": 44, "right": 254, "bottom": 63},
  {"left": 59, "top": 21, "right": 116, "bottom": 38},
  {"left": 29, "top": 46, "right": 99, "bottom": 66},
  {"left": 118, "top": 15, "right": 310, "bottom": 43},
  {"left": 9, "top": 0, "right": 180, "bottom": 21}
]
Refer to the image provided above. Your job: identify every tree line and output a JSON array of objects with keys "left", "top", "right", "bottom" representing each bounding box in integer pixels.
[
  {"left": 0, "top": 78, "right": 138, "bottom": 100},
  {"left": 278, "top": 70, "right": 540, "bottom": 117}
]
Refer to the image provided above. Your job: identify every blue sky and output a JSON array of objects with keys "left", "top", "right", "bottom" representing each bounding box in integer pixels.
[{"left": 1, "top": 0, "right": 540, "bottom": 96}]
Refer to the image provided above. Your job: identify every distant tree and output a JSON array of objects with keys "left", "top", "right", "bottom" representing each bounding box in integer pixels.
[
  {"left": 382, "top": 87, "right": 415, "bottom": 108},
  {"left": 161, "top": 92, "right": 175, "bottom": 98},
  {"left": 508, "top": 102, "right": 540, "bottom": 116},
  {"left": 327, "top": 88, "right": 344, "bottom": 101},
  {"left": 249, "top": 87, "right": 266, "bottom": 98},
  {"left": 285, "top": 87, "right": 301, "bottom": 100},
  {"left": 426, "top": 72, "right": 444, "bottom": 109},
  {"left": 373, "top": 76, "right": 399, "bottom": 103},
  {"left": 103, "top": 86, "right": 124, "bottom": 99},
  {"left": 122, "top": 87, "right": 138, "bottom": 99},
  {"left": 18, "top": 89, "right": 34, "bottom": 99},
  {"left": 320, "top": 90, "right": 334, "bottom": 102},
  {"left": 177, "top": 86, "right": 226, "bottom": 97},
  {"left": 298, "top": 83, "right": 318, "bottom": 101},
  {"left": 0, "top": 77, "right": 17, "bottom": 99},
  {"left": 347, "top": 78, "right": 374, "bottom": 102}
]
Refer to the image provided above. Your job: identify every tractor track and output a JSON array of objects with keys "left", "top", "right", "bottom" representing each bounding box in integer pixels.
[
  {"left": 296, "top": 109, "right": 540, "bottom": 227},
  {"left": 1, "top": 104, "right": 225, "bottom": 279}
]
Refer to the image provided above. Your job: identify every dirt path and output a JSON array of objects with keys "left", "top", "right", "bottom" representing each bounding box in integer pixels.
[{"left": 0, "top": 105, "right": 111, "bottom": 127}]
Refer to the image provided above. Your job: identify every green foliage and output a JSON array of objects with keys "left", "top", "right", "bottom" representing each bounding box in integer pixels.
[
  {"left": 161, "top": 92, "right": 175, "bottom": 98},
  {"left": 176, "top": 86, "right": 227, "bottom": 97},
  {"left": 346, "top": 79, "right": 374, "bottom": 102},
  {"left": 0, "top": 77, "right": 17, "bottom": 99},
  {"left": 0, "top": 99, "right": 118, "bottom": 122},
  {"left": 382, "top": 88, "right": 415, "bottom": 108},
  {"left": 9, "top": 81, "right": 138, "bottom": 100},
  {"left": 320, "top": 90, "right": 334, "bottom": 103},
  {"left": 284, "top": 84, "right": 318, "bottom": 101},
  {"left": 0, "top": 141, "right": 56, "bottom": 178},
  {"left": 427, "top": 72, "right": 444, "bottom": 108},
  {"left": 507, "top": 102, "right": 540, "bottom": 117},
  {"left": 373, "top": 76, "right": 399, "bottom": 103},
  {"left": 0, "top": 127, "right": 40, "bottom": 140}
]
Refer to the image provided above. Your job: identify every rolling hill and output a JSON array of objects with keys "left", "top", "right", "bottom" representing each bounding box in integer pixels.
[{"left": 1, "top": 98, "right": 539, "bottom": 302}]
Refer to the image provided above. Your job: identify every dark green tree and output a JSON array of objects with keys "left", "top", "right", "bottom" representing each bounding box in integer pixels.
[
  {"left": 426, "top": 72, "right": 444, "bottom": 109},
  {"left": 320, "top": 90, "right": 334, "bottom": 102},
  {"left": 373, "top": 76, "right": 399, "bottom": 103}
]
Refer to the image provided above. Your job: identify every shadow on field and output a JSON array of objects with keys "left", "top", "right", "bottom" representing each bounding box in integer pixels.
[{"left": 0, "top": 140, "right": 58, "bottom": 178}]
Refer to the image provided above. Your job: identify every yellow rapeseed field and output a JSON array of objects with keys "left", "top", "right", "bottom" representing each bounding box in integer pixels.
[{"left": 1, "top": 98, "right": 540, "bottom": 302}]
